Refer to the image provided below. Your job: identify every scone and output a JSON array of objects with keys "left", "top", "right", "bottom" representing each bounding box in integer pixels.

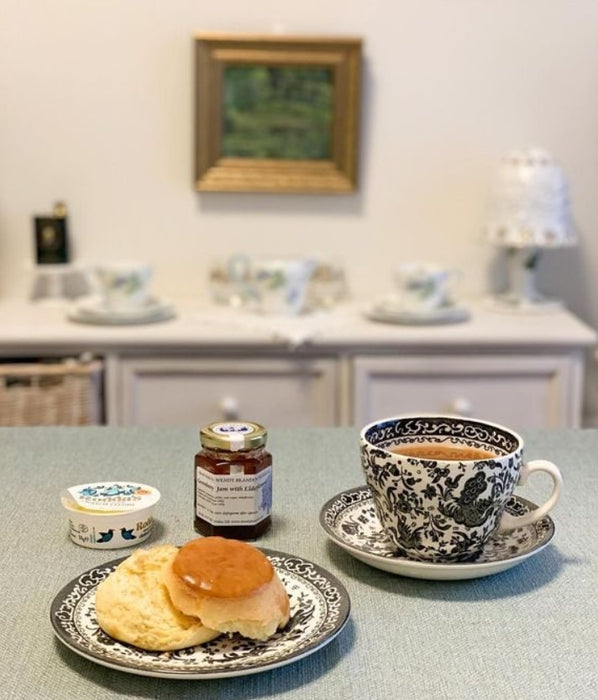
[
  {"left": 163, "top": 537, "right": 290, "bottom": 641},
  {"left": 95, "top": 544, "right": 220, "bottom": 651}
]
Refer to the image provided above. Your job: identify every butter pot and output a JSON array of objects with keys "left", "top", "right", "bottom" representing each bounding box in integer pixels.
[{"left": 61, "top": 482, "right": 160, "bottom": 549}]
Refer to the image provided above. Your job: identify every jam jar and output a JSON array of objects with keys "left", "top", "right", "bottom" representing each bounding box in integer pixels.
[{"left": 194, "top": 421, "right": 272, "bottom": 540}]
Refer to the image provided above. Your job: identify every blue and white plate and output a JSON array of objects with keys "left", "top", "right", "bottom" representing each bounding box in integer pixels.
[
  {"left": 50, "top": 549, "right": 350, "bottom": 679},
  {"left": 319, "top": 487, "right": 555, "bottom": 580}
]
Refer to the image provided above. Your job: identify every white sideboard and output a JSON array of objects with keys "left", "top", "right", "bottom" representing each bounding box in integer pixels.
[
  {"left": 353, "top": 354, "right": 582, "bottom": 429},
  {"left": 116, "top": 356, "right": 339, "bottom": 427},
  {"left": 0, "top": 300, "right": 594, "bottom": 430}
]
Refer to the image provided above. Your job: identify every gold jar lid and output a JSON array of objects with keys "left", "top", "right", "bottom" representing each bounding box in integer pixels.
[{"left": 200, "top": 421, "right": 267, "bottom": 451}]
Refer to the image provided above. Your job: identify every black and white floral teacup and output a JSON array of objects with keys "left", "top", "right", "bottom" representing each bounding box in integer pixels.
[{"left": 360, "top": 414, "right": 562, "bottom": 562}]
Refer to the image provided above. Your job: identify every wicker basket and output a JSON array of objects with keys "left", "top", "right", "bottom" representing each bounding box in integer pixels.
[{"left": 0, "top": 359, "right": 103, "bottom": 426}]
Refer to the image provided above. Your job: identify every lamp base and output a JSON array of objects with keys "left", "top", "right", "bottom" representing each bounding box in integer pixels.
[
  {"left": 484, "top": 293, "right": 563, "bottom": 314},
  {"left": 487, "top": 246, "right": 563, "bottom": 313}
]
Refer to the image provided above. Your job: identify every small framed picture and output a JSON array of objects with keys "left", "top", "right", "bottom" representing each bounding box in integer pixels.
[
  {"left": 194, "top": 33, "right": 362, "bottom": 193},
  {"left": 34, "top": 216, "right": 69, "bottom": 265}
]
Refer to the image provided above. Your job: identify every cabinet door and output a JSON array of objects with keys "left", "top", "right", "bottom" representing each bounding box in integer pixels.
[
  {"left": 118, "top": 357, "right": 338, "bottom": 427},
  {"left": 353, "top": 354, "right": 583, "bottom": 430}
]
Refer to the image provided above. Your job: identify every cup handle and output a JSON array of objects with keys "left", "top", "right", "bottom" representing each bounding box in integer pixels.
[{"left": 497, "top": 459, "right": 562, "bottom": 532}]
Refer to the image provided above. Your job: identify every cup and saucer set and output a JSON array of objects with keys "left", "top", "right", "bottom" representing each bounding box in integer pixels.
[
  {"left": 319, "top": 414, "right": 560, "bottom": 580},
  {"left": 68, "top": 262, "right": 175, "bottom": 326},
  {"left": 365, "top": 262, "right": 470, "bottom": 325}
]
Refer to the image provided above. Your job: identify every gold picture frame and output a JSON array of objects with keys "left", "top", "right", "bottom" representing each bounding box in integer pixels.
[{"left": 194, "top": 33, "right": 362, "bottom": 193}]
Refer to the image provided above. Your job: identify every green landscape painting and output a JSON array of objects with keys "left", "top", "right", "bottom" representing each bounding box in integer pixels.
[{"left": 221, "top": 65, "right": 334, "bottom": 160}]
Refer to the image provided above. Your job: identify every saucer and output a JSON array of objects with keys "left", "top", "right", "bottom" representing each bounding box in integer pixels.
[
  {"left": 68, "top": 297, "right": 176, "bottom": 325},
  {"left": 319, "top": 486, "right": 555, "bottom": 580},
  {"left": 365, "top": 298, "right": 469, "bottom": 326}
]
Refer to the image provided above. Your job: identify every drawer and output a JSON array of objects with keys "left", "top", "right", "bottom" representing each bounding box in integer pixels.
[
  {"left": 352, "top": 354, "right": 582, "bottom": 430},
  {"left": 117, "top": 356, "right": 338, "bottom": 427}
]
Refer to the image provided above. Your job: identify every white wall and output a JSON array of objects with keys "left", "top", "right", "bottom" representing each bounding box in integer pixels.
[{"left": 2, "top": 1, "right": 598, "bottom": 417}]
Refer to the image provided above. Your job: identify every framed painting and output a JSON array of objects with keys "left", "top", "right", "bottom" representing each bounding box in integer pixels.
[{"left": 194, "top": 33, "right": 362, "bottom": 193}]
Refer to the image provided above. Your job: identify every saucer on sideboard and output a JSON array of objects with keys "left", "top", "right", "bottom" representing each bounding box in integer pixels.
[
  {"left": 67, "top": 297, "right": 176, "bottom": 326},
  {"left": 365, "top": 298, "right": 470, "bottom": 326},
  {"left": 319, "top": 486, "right": 555, "bottom": 580}
]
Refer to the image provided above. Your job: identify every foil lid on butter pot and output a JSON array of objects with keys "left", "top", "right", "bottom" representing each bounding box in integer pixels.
[{"left": 62, "top": 482, "right": 160, "bottom": 513}]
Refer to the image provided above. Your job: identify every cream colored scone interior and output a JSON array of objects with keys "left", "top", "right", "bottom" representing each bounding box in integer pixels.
[
  {"left": 95, "top": 544, "right": 221, "bottom": 651},
  {"left": 164, "top": 537, "right": 291, "bottom": 642}
]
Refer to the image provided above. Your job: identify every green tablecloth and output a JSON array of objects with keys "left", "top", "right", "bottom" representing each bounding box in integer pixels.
[{"left": 0, "top": 426, "right": 595, "bottom": 699}]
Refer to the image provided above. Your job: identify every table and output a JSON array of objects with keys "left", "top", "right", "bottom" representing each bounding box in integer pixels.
[{"left": 0, "top": 426, "right": 596, "bottom": 699}]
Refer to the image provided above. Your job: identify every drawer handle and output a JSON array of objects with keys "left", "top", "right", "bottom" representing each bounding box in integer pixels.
[
  {"left": 449, "top": 398, "right": 472, "bottom": 417},
  {"left": 219, "top": 396, "right": 240, "bottom": 421}
]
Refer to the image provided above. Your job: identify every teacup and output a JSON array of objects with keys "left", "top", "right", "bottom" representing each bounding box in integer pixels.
[
  {"left": 360, "top": 414, "right": 562, "bottom": 562},
  {"left": 95, "top": 261, "right": 153, "bottom": 311},
  {"left": 253, "top": 258, "right": 316, "bottom": 315},
  {"left": 393, "top": 262, "right": 459, "bottom": 311}
]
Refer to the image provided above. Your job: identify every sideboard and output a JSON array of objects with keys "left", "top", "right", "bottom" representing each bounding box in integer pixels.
[{"left": 0, "top": 300, "right": 595, "bottom": 430}]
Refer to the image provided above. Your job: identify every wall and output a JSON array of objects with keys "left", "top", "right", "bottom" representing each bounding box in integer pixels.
[{"left": 1, "top": 1, "right": 598, "bottom": 418}]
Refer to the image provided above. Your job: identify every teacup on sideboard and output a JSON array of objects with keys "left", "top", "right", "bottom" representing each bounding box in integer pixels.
[
  {"left": 95, "top": 261, "right": 153, "bottom": 311},
  {"left": 393, "top": 262, "right": 460, "bottom": 312}
]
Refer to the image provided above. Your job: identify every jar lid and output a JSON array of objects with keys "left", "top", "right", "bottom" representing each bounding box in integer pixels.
[{"left": 200, "top": 421, "right": 267, "bottom": 451}]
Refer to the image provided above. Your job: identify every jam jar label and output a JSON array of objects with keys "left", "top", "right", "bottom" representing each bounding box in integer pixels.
[{"left": 195, "top": 466, "right": 272, "bottom": 526}]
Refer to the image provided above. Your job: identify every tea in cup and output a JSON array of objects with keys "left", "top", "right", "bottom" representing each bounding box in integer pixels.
[
  {"left": 95, "top": 261, "right": 153, "bottom": 311},
  {"left": 360, "top": 414, "right": 562, "bottom": 562},
  {"left": 393, "top": 262, "right": 459, "bottom": 311}
]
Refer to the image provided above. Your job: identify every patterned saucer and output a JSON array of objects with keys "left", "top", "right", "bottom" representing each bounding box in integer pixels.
[
  {"left": 319, "top": 487, "right": 555, "bottom": 581},
  {"left": 51, "top": 549, "right": 350, "bottom": 679},
  {"left": 67, "top": 297, "right": 176, "bottom": 325},
  {"left": 365, "top": 300, "right": 469, "bottom": 326}
]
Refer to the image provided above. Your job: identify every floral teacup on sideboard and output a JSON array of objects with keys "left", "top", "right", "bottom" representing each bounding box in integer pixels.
[
  {"left": 95, "top": 261, "right": 153, "bottom": 311},
  {"left": 393, "top": 262, "right": 460, "bottom": 311},
  {"left": 252, "top": 258, "right": 316, "bottom": 315}
]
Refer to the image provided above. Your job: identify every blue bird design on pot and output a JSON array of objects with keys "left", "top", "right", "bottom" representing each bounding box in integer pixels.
[
  {"left": 79, "top": 486, "right": 98, "bottom": 497},
  {"left": 102, "top": 485, "right": 126, "bottom": 497},
  {"left": 97, "top": 529, "right": 114, "bottom": 543},
  {"left": 120, "top": 528, "right": 137, "bottom": 540}
]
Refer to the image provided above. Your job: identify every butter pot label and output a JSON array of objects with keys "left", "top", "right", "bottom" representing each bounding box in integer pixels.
[{"left": 66, "top": 482, "right": 159, "bottom": 512}]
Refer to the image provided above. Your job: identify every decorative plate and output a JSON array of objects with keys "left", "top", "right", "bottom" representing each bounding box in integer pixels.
[
  {"left": 319, "top": 487, "right": 555, "bottom": 581},
  {"left": 50, "top": 549, "right": 350, "bottom": 679}
]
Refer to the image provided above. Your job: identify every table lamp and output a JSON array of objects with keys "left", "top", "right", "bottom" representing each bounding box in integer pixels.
[{"left": 484, "top": 147, "right": 577, "bottom": 311}]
